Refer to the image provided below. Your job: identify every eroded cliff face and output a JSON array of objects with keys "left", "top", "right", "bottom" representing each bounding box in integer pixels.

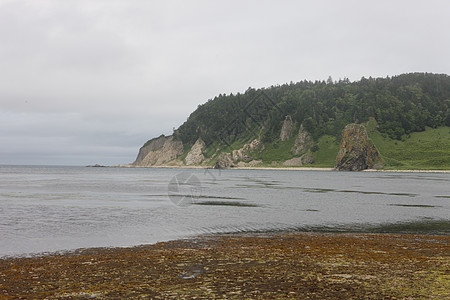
[
  {"left": 283, "top": 152, "right": 314, "bottom": 166},
  {"left": 280, "top": 115, "right": 293, "bottom": 141},
  {"left": 232, "top": 139, "right": 263, "bottom": 161},
  {"left": 185, "top": 138, "right": 206, "bottom": 165},
  {"left": 335, "top": 124, "right": 382, "bottom": 171},
  {"left": 291, "top": 124, "right": 313, "bottom": 155},
  {"left": 215, "top": 139, "right": 264, "bottom": 168},
  {"left": 132, "top": 135, "right": 183, "bottom": 167},
  {"left": 214, "top": 153, "right": 235, "bottom": 169}
]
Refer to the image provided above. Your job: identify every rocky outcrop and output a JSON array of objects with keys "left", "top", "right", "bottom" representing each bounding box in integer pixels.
[
  {"left": 185, "top": 138, "right": 206, "bottom": 165},
  {"left": 335, "top": 124, "right": 382, "bottom": 171},
  {"left": 215, "top": 139, "right": 264, "bottom": 168},
  {"left": 280, "top": 115, "right": 293, "bottom": 141},
  {"left": 283, "top": 152, "right": 314, "bottom": 166},
  {"left": 132, "top": 135, "right": 183, "bottom": 166},
  {"left": 214, "top": 153, "right": 235, "bottom": 169},
  {"left": 133, "top": 135, "right": 167, "bottom": 165},
  {"left": 232, "top": 139, "right": 263, "bottom": 161},
  {"left": 291, "top": 124, "right": 313, "bottom": 155}
]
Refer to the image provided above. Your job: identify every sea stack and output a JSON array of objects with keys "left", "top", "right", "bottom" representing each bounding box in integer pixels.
[{"left": 335, "top": 124, "right": 382, "bottom": 171}]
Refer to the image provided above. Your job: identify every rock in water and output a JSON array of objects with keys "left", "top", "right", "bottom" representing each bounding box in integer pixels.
[{"left": 335, "top": 124, "right": 382, "bottom": 171}]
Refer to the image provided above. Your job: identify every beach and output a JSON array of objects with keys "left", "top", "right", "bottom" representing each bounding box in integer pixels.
[
  {"left": 117, "top": 164, "right": 450, "bottom": 173},
  {"left": 1, "top": 232, "right": 448, "bottom": 299}
]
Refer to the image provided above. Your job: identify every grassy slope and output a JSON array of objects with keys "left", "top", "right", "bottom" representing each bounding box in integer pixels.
[
  {"left": 258, "top": 136, "right": 297, "bottom": 164},
  {"left": 311, "top": 135, "right": 340, "bottom": 168},
  {"left": 368, "top": 126, "right": 450, "bottom": 170}
]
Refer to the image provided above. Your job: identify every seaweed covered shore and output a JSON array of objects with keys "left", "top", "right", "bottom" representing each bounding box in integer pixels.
[{"left": 1, "top": 233, "right": 449, "bottom": 299}]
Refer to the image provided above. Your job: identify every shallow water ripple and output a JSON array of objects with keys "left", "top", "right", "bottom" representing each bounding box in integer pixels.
[{"left": 0, "top": 166, "right": 448, "bottom": 257}]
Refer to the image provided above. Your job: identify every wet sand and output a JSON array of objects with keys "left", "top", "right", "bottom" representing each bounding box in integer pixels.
[{"left": 1, "top": 233, "right": 448, "bottom": 299}]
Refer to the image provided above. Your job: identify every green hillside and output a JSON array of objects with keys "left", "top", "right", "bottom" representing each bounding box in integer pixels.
[
  {"left": 311, "top": 135, "right": 340, "bottom": 168},
  {"left": 367, "top": 123, "right": 450, "bottom": 170}
]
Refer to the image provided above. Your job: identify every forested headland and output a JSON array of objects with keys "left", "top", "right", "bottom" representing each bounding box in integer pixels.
[{"left": 134, "top": 73, "right": 450, "bottom": 170}]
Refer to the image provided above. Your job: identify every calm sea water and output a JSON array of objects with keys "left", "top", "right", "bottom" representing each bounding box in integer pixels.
[{"left": 0, "top": 165, "right": 449, "bottom": 257}]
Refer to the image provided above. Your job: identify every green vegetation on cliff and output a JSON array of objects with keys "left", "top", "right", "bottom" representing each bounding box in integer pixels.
[
  {"left": 367, "top": 122, "right": 450, "bottom": 170},
  {"left": 137, "top": 73, "right": 450, "bottom": 169},
  {"left": 175, "top": 73, "right": 450, "bottom": 146}
]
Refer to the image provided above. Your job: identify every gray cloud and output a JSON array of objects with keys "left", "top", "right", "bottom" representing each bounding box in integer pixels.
[{"left": 1, "top": 0, "right": 449, "bottom": 165}]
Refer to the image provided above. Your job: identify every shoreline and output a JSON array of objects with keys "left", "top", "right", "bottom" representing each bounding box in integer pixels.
[
  {"left": 113, "top": 164, "right": 450, "bottom": 173},
  {"left": 1, "top": 232, "right": 448, "bottom": 299}
]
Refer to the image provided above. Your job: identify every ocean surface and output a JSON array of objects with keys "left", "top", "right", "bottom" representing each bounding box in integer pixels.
[{"left": 0, "top": 165, "right": 449, "bottom": 257}]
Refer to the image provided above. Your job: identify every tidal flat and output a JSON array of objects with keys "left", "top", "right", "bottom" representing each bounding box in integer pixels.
[{"left": 1, "top": 233, "right": 448, "bottom": 299}]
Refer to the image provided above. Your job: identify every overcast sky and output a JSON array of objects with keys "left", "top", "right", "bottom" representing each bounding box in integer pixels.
[{"left": 1, "top": 0, "right": 449, "bottom": 165}]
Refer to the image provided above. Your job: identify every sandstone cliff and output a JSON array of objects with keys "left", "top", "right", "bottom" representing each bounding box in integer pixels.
[
  {"left": 280, "top": 115, "right": 293, "bottom": 141},
  {"left": 283, "top": 152, "right": 314, "bottom": 166},
  {"left": 291, "top": 124, "right": 313, "bottom": 155},
  {"left": 132, "top": 135, "right": 183, "bottom": 167},
  {"left": 214, "top": 153, "right": 235, "bottom": 169},
  {"left": 335, "top": 124, "right": 382, "bottom": 171},
  {"left": 185, "top": 138, "right": 206, "bottom": 165},
  {"left": 232, "top": 139, "right": 263, "bottom": 161},
  {"left": 215, "top": 139, "right": 264, "bottom": 168}
]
